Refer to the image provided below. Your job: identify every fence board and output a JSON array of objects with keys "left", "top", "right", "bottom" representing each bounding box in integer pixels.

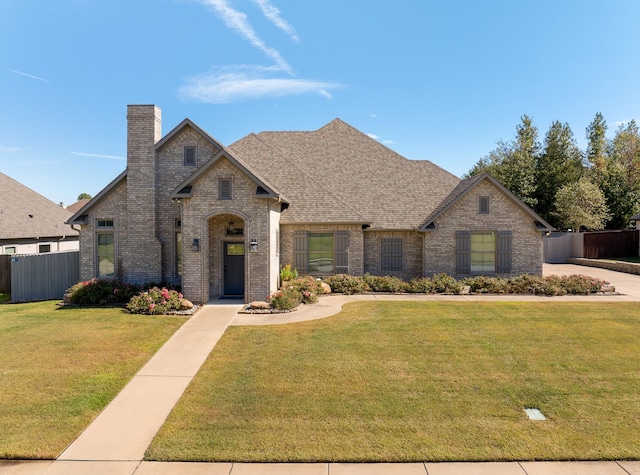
[
  {"left": 0, "top": 255, "right": 10, "bottom": 293},
  {"left": 10, "top": 251, "right": 79, "bottom": 302},
  {"left": 583, "top": 230, "right": 639, "bottom": 259}
]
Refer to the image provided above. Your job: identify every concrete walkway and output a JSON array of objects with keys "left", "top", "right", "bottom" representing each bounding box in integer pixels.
[{"left": 2, "top": 264, "right": 640, "bottom": 474}]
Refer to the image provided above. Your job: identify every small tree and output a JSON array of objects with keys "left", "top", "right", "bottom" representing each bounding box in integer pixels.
[
  {"left": 77, "top": 192, "right": 92, "bottom": 200},
  {"left": 553, "top": 178, "right": 610, "bottom": 231}
]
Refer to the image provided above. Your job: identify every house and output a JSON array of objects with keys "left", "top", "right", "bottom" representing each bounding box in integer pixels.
[
  {"left": 67, "top": 105, "right": 553, "bottom": 304},
  {"left": 0, "top": 172, "right": 79, "bottom": 255}
]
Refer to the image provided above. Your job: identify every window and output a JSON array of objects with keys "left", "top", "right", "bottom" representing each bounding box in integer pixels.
[
  {"left": 456, "top": 230, "right": 512, "bottom": 274},
  {"left": 97, "top": 220, "right": 114, "bottom": 228},
  {"left": 227, "top": 243, "right": 245, "bottom": 255},
  {"left": 219, "top": 178, "right": 231, "bottom": 200},
  {"left": 471, "top": 233, "right": 496, "bottom": 272},
  {"left": 308, "top": 233, "right": 334, "bottom": 273},
  {"left": 38, "top": 244, "right": 51, "bottom": 253},
  {"left": 479, "top": 196, "right": 490, "bottom": 214},
  {"left": 176, "top": 232, "right": 183, "bottom": 278},
  {"left": 381, "top": 238, "right": 402, "bottom": 271},
  {"left": 97, "top": 233, "right": 115, "bottom": 278},
  {"left": 293, "top": 231, "right": 349, "bottom": 274},
  {"left": 184, "top": 146, "right": 196, "bottom": 166},
  {"left": 4, "top": 246, "right": 16, "bottom": 255}
]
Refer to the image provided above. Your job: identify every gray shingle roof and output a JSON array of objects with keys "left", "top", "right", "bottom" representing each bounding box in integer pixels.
[
  {"left": 0, "top": 172, "right": 78, "bottom": 239},
  {"left": 229, "top": 119, "right": 461, "bottom": 228}
]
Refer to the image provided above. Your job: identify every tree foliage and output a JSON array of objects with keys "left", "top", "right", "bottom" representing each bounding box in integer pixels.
[
  {"left": 77, "top": 192, "right": 92, "bottom": 200},
  {"left": 553, "top": 178, "right": 610, "bottom": 231}
]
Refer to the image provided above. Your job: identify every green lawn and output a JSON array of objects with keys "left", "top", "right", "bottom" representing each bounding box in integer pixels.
[
  {"left": 0, "top": 301, "right": 185, "bottom": 459},
  {"left": 147, "top": 301, "right": 640, "bottom": 463}
]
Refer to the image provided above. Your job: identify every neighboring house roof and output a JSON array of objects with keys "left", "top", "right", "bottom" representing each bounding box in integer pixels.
[
  {"left": 229, "top": 119, "right": 461, "bottom": 228},
  {"left": 0, "top": 172, "right": 78, "bottom": 240},
  {"left": 67, "top": 170, "right": 127, "bottom": 225},
  {"left": 418, "top": 173, "right": 553, "bottom": 232},
  {"left": 66, "top": 199, "right": 90, "bottom": 214}
]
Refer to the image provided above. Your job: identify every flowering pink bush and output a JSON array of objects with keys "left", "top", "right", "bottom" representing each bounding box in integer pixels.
[{"left": 126, "top": 287, "right": 184, "bottom": 315}]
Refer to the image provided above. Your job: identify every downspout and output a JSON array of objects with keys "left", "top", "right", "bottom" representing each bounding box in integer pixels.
[{"left": 57, "top": 235, "right": 66, "bottom": 252}]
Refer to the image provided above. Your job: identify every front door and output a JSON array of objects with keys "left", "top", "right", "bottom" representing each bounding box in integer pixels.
[{"left": 223, "top": 243, "right": 245, "bottom": 296}]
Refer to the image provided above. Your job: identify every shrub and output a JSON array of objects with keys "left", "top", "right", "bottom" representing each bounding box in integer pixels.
[
  {"left": 463, "top": 276, "right": 510, "bottom": 294},
  {"left": 126, "top": 287, "right": 184, "bottom": 315},
  {"left": 288, "top": 276, "right": 322, "bottom": 304},
  {"left": 323, "top": 274, "right": 370, "bottom": 295},
  {"left": 268, "top": 286, "right": 302, "bottom": 310},
  {"left": 363, "top": 274, "right": 409, "bottom": 293},
  {"left": 279, "top": 264, "right": 299, "bottom": 282},
  {"left": 66, "top": 279, "right": 140, "bottom": 305},
  {"left": 557, "top": 274, "right": 607, "bottom": 294},
  {"left": 407, "top": 277, "right": 435, "bottom": 294},
  {"left": 431, "top": 273, "right": 463, "bottom": 294}
]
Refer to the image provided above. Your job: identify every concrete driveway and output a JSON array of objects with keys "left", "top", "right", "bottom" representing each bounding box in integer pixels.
[{"left": 543, "top": 263, "right": 640, "bottom": 300}]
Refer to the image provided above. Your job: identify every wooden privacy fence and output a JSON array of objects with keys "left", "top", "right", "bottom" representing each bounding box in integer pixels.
[
  {"left": 9, "top": 251, "right": 79, "bottom": 302},
  {"left": 0, "top": 255, "right": 10, "bottom": 293},
  {"left": 583, "top": 230, "right": 639, "bottom": 259}
]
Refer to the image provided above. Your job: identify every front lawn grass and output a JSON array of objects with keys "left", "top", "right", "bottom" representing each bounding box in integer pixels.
[
  {"left": 0, "top": 301, "right": 185, "bottom": 459},
  {"left": 147, "top": 301, "right": 640, "bottom": 463}
]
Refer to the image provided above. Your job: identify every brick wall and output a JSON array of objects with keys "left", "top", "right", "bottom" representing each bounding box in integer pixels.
[
  {"left": 123, "top": 105, "right": 162, "bottom": 283},
  {"left": 280, "top": 223, "right": 364, "bottom": 276},
  {"left": 363, "top": 230, "right": 423, "bottom": 280},
  {"left": 78, "top": 179, "right": 128, "bottom": 281},
  {"left": 424, "top": 180, "right": 544, "bottom": 278},
  {"left": 181, "top": 157, "right": 277, "bottom": 304}
]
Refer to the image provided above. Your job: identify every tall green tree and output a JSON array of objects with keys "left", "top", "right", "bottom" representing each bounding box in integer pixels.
[
  {"left": 553, "top": 178, "right": 610, "bottom": 231},
  {"left": 535, "top": 121, "right": 584, "bottom": 227},
  {"left": 466, "top": 115, "right": 539, "bottom": 208},
  {"left": 585, "top": 112, "right": 609, "bottom": 171},
  {"left": 606, "top": 120, "right": 640, "bottom": 228}
]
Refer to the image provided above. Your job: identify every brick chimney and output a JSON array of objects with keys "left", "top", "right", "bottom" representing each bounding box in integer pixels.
[{"left": 123, "top": 105, "right": 163, "bottom": 283}]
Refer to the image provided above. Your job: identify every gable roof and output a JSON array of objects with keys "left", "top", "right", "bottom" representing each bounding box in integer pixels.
[
  {"left": 0, "top": 172, "right": 78, "bottom": 239},
  {"left": 67, "top": 170, "right": 127, "bottom": 225},
  {"left": 229, "top": 119, "right": 460, "bottom": 228},
  {"left": 418, "top": 173, "right": 553, "bottom": 232}
]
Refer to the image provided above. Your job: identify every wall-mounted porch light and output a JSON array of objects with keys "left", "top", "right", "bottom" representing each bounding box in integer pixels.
[
  {"left": 192, "top": 238, "right": 200, "bottom": 252},
  {"left": 250, "top": 238, "right": 258, "bottom": 252}
]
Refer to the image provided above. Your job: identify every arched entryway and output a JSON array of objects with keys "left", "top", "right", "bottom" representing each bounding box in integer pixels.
[{"left": 207, "top": 212, "right": 247, "bottom": 300}]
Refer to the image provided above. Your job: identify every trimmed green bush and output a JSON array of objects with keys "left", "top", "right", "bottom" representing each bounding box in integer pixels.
[
  {"left": 323, "top": 274, "right": 370, "bottom": 295},
  {"left": 66, "top": 279, "right": 140, "bottom": 305},
  {"left": 268, "top": 286, "right": 302, "bottom": 310},
  {"left": 363, "top": 274, "right": 409, "bottom": 292},
  {"left": 126, "top": 287, "right": 185, "bottom": 315}
]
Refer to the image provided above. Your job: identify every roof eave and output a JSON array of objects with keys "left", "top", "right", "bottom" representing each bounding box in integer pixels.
[{"left": 66, "top": 169, "right": 127, "bottom": 225}]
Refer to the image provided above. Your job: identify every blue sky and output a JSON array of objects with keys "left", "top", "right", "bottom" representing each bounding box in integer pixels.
[{"left": 2, "top": 0, "right": 640, "bottom": 207}]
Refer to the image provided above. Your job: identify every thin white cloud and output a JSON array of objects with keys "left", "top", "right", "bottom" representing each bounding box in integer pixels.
[
  {"left": 252, "top": 0, "right": 299, "bottom": 42},
  {"left": 0, "top": 146, "right": 23, "bottom": 153},
  {"left": 9, "top": 69, "right": 49, "bottom": 82},
  {"left": 369, "top": 112, "right": 378, "bottom": 119},
  {"left": 180, "top": 65, "right": 340, "bottom": 103},
  {"left": 384, "top": 140, "right": 395, "bottom": 145},
  {"left": 71, "top": 151, "right": 125, "bottom": 161},
  {"left": 614, "top": 119, "right": 637, "bottom": 127},
  {"left": 197, "top": 0, "right": 293, "bottom": 74},
  {"left": 367, "top": 133, "right": 379, "bottom": 140}
]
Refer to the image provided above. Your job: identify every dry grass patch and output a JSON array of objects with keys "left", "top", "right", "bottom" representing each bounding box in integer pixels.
[
  {"left": 0, "top": 301, "right": 185, "bottom": 459},
  {"left": 147, "top": 301, "right": 640, "bottom": 462}
]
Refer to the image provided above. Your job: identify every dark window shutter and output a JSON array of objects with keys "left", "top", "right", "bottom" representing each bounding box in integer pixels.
[
  {"left": 219, "top": 178, "right": 231, "bottom": 200},
  {"left": 456, "top": 231, "right": 471, "bottom": 274},
  {"left": 184, "top": 146, "right": 196, "bottom": 166},
  {"left": 381, "top": 238, "right": 402, "bottom": 271},
  {"left": 293, "top": 231, "right": 308, "bottom": 274},
  {"left": 497, "top": 230, "right": 512, "bottom": 274},
  {"left": 334, "top": 231, "right": 349, "bottom": 274}
]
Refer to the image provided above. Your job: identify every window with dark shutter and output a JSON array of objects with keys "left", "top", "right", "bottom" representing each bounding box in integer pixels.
[
  {"left": 479, "top": 196, "right": 490, "bottom": 214},
  {"left": 496, "top": 230, "right": 512, "bottom": 273},
  {"left": 184, "top": 146, "right": 196, "bottom": 166},
  {"left": 381, "top": 238, "right": 402, "bottom": 271},
  {"left": 335, "top": 231, "right": 349, "bottom": 274},
  {"left": 456, "top": 230, "right": 471, "bottom": 274},
  {"left": 219, "top": 178, "right": 231, "bottom": 200},
  {"left": 293, "top": 231, "right": 308, "bottom": 274}
]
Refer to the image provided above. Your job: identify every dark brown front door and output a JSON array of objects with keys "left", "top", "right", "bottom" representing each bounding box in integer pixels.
[{"left": 223, "top": 243, "right": 244, "bottom": 296}]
